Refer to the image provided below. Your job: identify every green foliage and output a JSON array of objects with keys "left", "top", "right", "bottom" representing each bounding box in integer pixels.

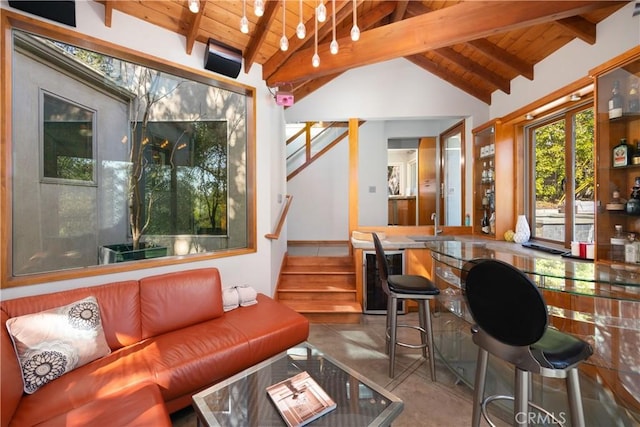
[{"left": 534, "top": 108, "right": 594, "bottom": 205}]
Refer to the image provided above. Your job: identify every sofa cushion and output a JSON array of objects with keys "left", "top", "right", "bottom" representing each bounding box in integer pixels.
[
  {"left": 0, "top": 280, "right": 141, "bottom": 350},
  {"left": 8, "top": 341, "right": 157, "bottom": 427},
  {"left": 223, "top": 294, "right": 309, "bottom": 364},
  {"left": 143, "top": 317, "right": 252, "bottom": 403},
  {"left": 139, "top": 268, "right": 224, "bottom": 339},
  {"left": 6, "top": 296, "right": 111, "bottom": 394},
  {"left": 34, "top": 382, "right": 172, "bottom": 427}
]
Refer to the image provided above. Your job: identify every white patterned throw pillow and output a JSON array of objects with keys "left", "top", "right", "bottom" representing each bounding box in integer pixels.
[{"left": 5, "top": 296, "right": 111, "bottom": 394}]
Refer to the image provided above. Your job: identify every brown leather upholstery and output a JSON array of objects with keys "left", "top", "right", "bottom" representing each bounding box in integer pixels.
[
  {"left": 1, "top": 268, "right": 310, "bottom": 427},
  {"left": 139, "top": 268, "right": 224, "bottom": 339},
  {"left": 1, "top": 280, "right": 142, "bottom": 350},
  {"left": 35, "top": 382, "right": 171, "bottom": 427}
]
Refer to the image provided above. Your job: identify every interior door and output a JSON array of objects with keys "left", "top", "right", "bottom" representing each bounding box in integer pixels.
[{"left": 439, "top": 123, "right": 464, "bottom": 226}]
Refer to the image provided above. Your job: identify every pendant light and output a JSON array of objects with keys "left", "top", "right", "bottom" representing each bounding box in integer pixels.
[
  {"left": 329, "top": 0, "right": 338, "bottom": 54},
  {"left": 296, "top": 0, "right": 306, "bottom": 39},
  {"left": 240, "top": 0, "right": 249, "bottom": 34},
  {"left": 350, "top": 0, "right": 360, "bottom": 41},
  {"left": 280, "top": 0, "right": 288, "bottom": 51},
  {"left": 188, "top": 0, "right": 199, "bottom": 14},
  {"left": 312, "top": 13, "right": 320, "bottom": 67},
  {"left": 254, "top": 0, "right": 264, "bottom": 17},
  {"left": 316, "top": 1, "right": 327, "bottom": 23}
]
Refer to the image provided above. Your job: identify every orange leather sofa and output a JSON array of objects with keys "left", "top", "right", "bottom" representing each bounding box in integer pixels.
[{"left": 1, "top": 268, "right": 310, "bottom": 426}]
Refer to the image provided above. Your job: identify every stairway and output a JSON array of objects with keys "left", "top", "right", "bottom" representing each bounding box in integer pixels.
[{"left": 277, "top": 255, "right": 362, "bottom": 324}]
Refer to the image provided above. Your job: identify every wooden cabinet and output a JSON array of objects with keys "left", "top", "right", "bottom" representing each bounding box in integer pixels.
[
  {"left": 472, "top": 121, "right": 514, "bottom": 239},
  {"left": 388, "top": 197, "right": 416, "bottom": 225},
  {"left": 592, "top": 46, "right": 640, "bottom": 263}
]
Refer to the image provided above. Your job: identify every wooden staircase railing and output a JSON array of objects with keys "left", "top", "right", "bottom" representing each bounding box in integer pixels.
[
  {"left": 286, "top": 121, "right": 364, "bottom": 181},
  {"left": 265, "top": 195, "right": 293, "bottom": 240}
]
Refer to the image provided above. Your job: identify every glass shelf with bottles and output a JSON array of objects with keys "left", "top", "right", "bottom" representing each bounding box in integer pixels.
[{"left": 592, "top": 45, "right": 640, "bottom": 264}]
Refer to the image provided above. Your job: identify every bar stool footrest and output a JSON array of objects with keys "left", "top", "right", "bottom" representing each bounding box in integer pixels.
[{"left": 386, "top": 324, "right": 428, "bottom": 350}]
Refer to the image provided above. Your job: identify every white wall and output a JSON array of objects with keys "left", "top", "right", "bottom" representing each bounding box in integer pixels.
[
  {"left": 0, "top": 1, "right": 286, "bottom": 299},
  {"left": 284, "top": 58, "right": 488, "bottom": 239}
]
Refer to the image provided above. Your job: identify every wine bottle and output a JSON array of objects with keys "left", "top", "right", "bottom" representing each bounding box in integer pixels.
[{"left": 609, "top": 80, "right": 623, "bottom": 119}]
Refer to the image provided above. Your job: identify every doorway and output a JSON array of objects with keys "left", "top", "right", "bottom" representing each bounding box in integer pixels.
[{"left": 439, "top": 122, "right": 465, "bottom": 226}]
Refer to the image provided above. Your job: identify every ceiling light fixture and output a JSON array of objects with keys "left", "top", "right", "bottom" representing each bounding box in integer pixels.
[
  {"left": 240, "top": 0, "right": 249, "bottom": 34},
  {"left": 312, "top": 13, "right": 320, "bottom": 67},
  {"left": 254, "top": 0, "right": 264, "bottom": 17},
  {"left": 350, "top": 0, "right": 360, "bottom": 41},
  {"left": 570, "top": 93, "right": 581, "bottom": 101},
  {"left": 296, "top": 0, "right": 305, "bottom": 39},
  {"left": 330, "top": 0, "right": 338, "bottom": 54},
  {"left": 317, "top": 1, "right": 327, "bottom": 23},
  {"left": 525, "top": 113, "right": 534, "bottom": 120},
  {"left": 280, "top": 0, "right": 288, "bottom": 51},
  {"left": 188, "top": 0, "right": 199, "bottom": 14}
]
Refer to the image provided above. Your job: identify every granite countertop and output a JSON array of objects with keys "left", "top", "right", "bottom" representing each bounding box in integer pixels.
[{"left": 350, "top": 234, "right": 453, "bottom": 250}]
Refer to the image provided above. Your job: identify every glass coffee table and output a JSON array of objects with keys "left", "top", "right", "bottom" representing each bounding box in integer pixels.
[{"left": 192, "top": 342, "right": 403, "bottom": 427}]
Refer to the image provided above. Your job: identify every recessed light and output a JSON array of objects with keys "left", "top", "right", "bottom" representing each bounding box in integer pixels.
[{"left": 525, "top": 113, "right": 534, "bottom": 120}]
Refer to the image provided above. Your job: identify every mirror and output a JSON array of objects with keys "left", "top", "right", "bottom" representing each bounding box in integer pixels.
[{"left": 3, "top": 17, "right": 255, "bottom": 284}]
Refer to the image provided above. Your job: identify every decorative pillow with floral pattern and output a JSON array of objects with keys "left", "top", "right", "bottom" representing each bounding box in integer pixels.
[{"left": 5, "top": 296, "right": 111, "bottom": 394}]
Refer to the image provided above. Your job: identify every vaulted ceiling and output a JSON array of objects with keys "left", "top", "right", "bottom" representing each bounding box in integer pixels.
[{"left": 99, "top": 1, "right": 630, "bottom": 104}]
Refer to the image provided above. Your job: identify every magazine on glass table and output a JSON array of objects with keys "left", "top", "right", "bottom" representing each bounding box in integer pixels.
[{"left": 266, "top": 371, "right": 337, "bottom": 427}]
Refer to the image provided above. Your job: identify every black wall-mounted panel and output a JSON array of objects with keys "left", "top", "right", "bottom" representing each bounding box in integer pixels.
[
  {"left": 204, "top": 39, "right": 242, "bottom": 79},
  {"left": 9, "top": 1, "right": 76, "bottom": 27}
]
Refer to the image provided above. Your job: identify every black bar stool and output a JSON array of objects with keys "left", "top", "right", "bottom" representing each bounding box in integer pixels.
[
  {"left": 372, "top": 233, "right": 440, "bottom": 380},
  {"left": 463, "top": 259, "right": 593, "bottom": 427}
]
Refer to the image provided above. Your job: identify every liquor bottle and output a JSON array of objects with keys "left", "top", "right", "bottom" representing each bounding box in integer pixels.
[
  {"left": 608, "top": 80, "right": 623, "bottom": 119},
  {"left": 487, "top": 160, "right": 494, "bottom": 182},
  {"left": 610, "top": 224, "right": 625, "bottom": 262},
  {"left": 481, "top": 161, "right": 487, "bottom": 183},
  {"left": 612, "top": 138, "right": 629, "bottom": 167},
  {"left": 625, "top": 233, "right": 639, "bottom": 264},
  {"left": 632, "top": 140, "right": 640, "bottom": 165},
  {"left": 481, "top": 211, "right": 490, "bottom": 234},
  {"left": 629, "top": 77, "right": 640, "bottom": 113}
]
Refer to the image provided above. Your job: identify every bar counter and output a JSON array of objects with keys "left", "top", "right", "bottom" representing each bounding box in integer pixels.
[{"left": 425, "top": 239, "right": 640, "bottom": 425}]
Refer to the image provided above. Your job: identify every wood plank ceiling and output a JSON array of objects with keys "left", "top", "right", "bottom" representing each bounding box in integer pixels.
[{"left": 100, "top": 1, "right": 630, "bottom": 105}]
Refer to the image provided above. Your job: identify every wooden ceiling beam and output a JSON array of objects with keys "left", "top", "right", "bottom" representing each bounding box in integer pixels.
[
  {"left": 391, "top": 1, "right": 409, "bottom": 22},
  {"left": 467, "top": 39, "right": 535, "bottom": 80},
  {"left": 267, "top": 1, "right": 611, "bottom": 86},
  {"left": 431, "top": 47, "right": 511, "bottom": 94},
  {"left": 263, "top": 0, "right": 351, "bottom": 80},
  {"left": 243, "top": 0, "right": 279, "bottom": 73},
  {"left": 407, "top": 55, "right": 491, "bottom": 104},
  {"left": 103, "top": 1, "right": 113, "bottom": 27},
  {"left": 185, "top": 2, "right": 205, "bottom": 55},
  {"left": 284, "top": 2, "right": 394, "bottom": 96},
  {"left": 555, "top": 16, "right": 597, "bottom": 45}
]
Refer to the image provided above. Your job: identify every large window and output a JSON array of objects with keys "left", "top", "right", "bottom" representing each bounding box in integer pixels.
[
  {"left": 526, "top": 105, "right": 594, "bottom": 246},
  {"left": 3, "top": 16, "right": 255, "bottom": 285}
]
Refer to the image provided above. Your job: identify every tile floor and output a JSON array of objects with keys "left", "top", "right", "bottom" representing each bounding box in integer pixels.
[
  {"left": 171, "top": 312, "right": 509, "bottom": 427},
  {"left": 171, "top": 243, "right": 508, "bottom": 426}
]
